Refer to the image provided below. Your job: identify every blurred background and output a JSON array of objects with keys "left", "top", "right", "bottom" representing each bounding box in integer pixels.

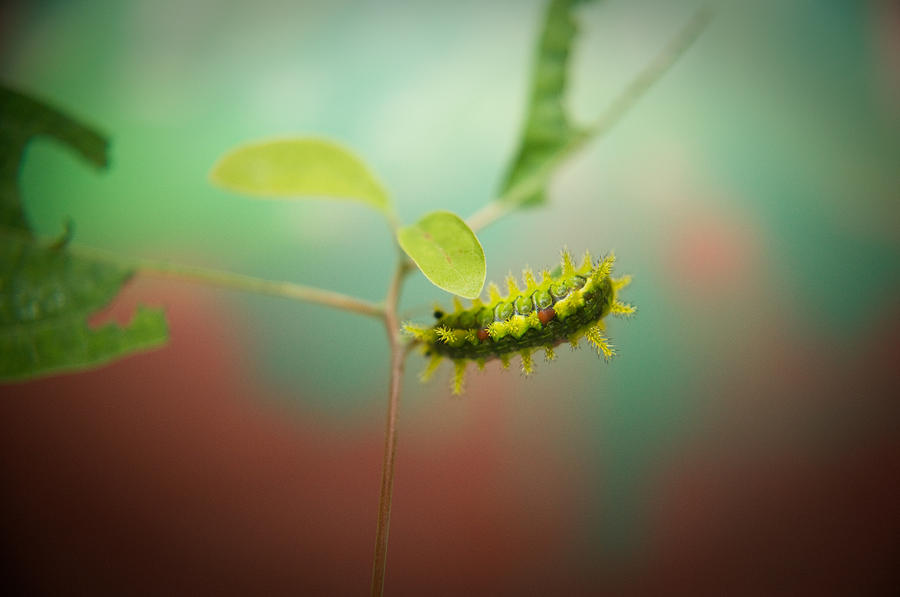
[{"left": 2, "top": 0, "right": 898, "bottom": 594}]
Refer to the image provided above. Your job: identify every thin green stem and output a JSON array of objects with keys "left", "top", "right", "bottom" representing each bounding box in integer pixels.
[
  {"left": 583, "top": 5, "right": 714, "bottom": 140},
  {"left": 466, "top": 5, "right": 714, "bottom": 234},
  {"left": 370, "top": 256, "right": 409, "bottom": 597},
  {"left": 465, "top": 200, "right": 512, "bottom": 235}
]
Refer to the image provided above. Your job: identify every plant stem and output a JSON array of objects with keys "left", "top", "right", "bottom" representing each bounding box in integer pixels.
[
  {"left": 465, "top": 200, "right": 511, "bottom": 235},
  {"left": 466, "top": 4, "right": 714, "bottom": 234},
  {"left": 131, "top": 256, "right": 385, "bottom": 318},
  {"left": 583, "top": 5, "right": 714, "bottom": 140},
  {"left": 370, "top": 258, "right": 409, "bottom": 597},
  {"left": 1, "top": 228, "right": 384, "bottom": 318}
]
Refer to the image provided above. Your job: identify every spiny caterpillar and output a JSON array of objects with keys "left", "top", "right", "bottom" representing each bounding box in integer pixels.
[{"left": 404, "top": 249, "right": 634, "bottom": 394}]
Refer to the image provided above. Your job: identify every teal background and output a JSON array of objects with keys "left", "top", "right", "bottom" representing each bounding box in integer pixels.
[{"left": 2, "top": 0, "right": 898, "bottom": 594}]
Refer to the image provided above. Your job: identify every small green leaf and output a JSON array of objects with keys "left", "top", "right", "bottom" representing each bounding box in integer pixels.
[
  {"left": 397, "top": 211, "right": 485, "bottom": 299},
  {"left": 499, "top": 0, "right": 596, "bottom": 208},
  {"left": 210, "top": 137, "right": 391, "bottom": 212}
]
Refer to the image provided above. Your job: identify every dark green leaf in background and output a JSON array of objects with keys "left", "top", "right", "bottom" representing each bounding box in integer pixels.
[
  {"left": 499, "top": 0, "right": 595, "bottom": 208},
  {"left": 0, "top": 86, "right": 108, "bottom": 233},
  {"left": 0, "top": 84, "right": 168, "bottom": 382}
]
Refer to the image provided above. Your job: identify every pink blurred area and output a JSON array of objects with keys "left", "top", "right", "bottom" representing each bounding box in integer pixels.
[
  {"left": 2, "top": 275, "right": 898, "bottom": 595},
  {"left": 643, "top": 312, "right": 900, "bottom": 596},
  {"left": 1, "top": 278, "right": 585, "bottom": 595}
]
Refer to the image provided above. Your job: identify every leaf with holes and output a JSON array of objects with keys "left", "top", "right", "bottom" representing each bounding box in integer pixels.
[{"left": 0, "top": 85, "right": 168, "bottom": 382}]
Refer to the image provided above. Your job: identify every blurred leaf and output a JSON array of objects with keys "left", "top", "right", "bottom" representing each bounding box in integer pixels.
[
  {"left": 499, "top": 0, "right": 595, "bottom": 208},
  {"left": 1, "top": 86, "right": 107, "bottom": 233},
  {"left": 397, "top": 211, "right": 485, "bottom": 299},
  {"left": 0, "top": 83, "right": 168, "bottom": 382},
  {"left": 0, "top": 235, "right": 168, "bottom": 381},
  {"left": 210, "top": 137, "right": 391, "bottom": 212}
]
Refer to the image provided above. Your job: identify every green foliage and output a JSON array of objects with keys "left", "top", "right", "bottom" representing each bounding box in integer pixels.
[
  {"left": 397, "top": 211, "right": 485, "bottom": 299},
  {"left": 499, "top": 0, "right": 595, "bottom": 208},
  {"left": 2, "top": 0, "right": 702, "bottom": 384},
  {"left": 210, "top": 131, "right": 484, "bottom": 297},
  {"left": 0, "top": 84, "right": 168, "bottom": 382},
  {"left": 0, "top": 235, "right": 167, "bottom": 380},
  {"left": 210, "top": 137, "right": 391, "bottom": 213},
  {"left": 1, "top": 86, "right": 107, "bottom": 232}
]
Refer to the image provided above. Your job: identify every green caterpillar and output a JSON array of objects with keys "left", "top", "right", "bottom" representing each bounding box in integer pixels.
[{"left": 404, "top": 249, "right": 634, "bottom": 393}]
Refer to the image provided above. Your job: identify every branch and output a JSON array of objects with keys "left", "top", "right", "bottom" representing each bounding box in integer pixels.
[
  {"left": 584, "top": 5, "right": 714, "bottom": 140},
  {"left": 370, "top": 256, "right": 410, "bottom": 597},
  {"left": 466, "top": 5, "right": 714, "bottom": 234},
  {"left": 0, "top": 227, "right": 385, "bottom": 318},
  {"left": 133, "top": 256, "right": 385, "bottom": 318}
]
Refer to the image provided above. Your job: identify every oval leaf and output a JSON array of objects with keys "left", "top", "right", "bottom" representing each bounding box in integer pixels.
[
  {"left": 398, "top": 211, "right": 485, "bottom": 299},
  {"left": 210, "top": 137, "right": 390, "bottom": 212}
]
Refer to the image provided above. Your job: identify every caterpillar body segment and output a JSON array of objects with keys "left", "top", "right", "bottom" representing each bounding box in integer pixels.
[{"left": 404, "top": 250, "right": 632, "bottom": 394}]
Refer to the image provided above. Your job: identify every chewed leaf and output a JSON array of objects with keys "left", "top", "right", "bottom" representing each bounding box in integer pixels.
[
  {"left": 0, "top": 84, "right": 169, "bottom": 382},
  {"left": 0, "top": 239, "right": 169, "bottom": 380},
  {"left": 210, "top": 137, "right": 391, "bottom": 212},
  {"left": 415, "top": 248, "right": 633, "bottom": 394},
  {"left": 398, "top": 211, "right": 486, "bottom": 299}
]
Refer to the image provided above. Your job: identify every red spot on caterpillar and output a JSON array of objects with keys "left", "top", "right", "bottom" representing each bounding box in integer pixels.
[
  {"left": 537, "top": 308, "right": 555, "bottom": 324},
  {"left": 477, "top": 328, "right": 490, "bottom": 342}
]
